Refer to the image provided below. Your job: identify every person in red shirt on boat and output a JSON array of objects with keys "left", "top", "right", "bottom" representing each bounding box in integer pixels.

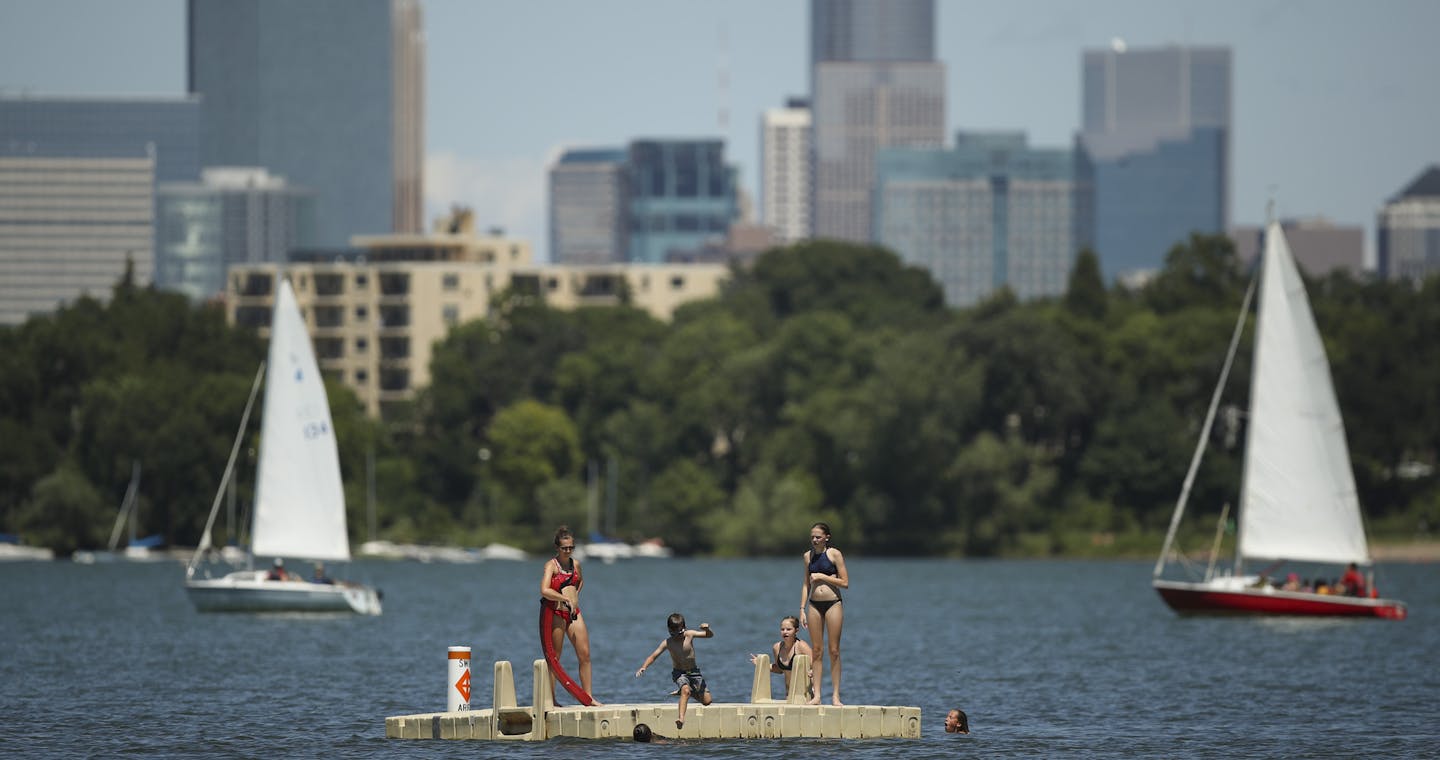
[
  {"left": 1339, "top": 562, "right": 1367, "bottom": 596},
  {"left": 265, "top": 557, "right": 295, "bottom": 581},
  {"left": 541, "top": 525, "right": 598, "bottom": 703}
]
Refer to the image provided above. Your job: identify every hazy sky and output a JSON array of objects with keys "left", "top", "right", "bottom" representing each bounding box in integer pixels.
[{"left": 2, "top": 0, "right": 1437, "bottom": 263}]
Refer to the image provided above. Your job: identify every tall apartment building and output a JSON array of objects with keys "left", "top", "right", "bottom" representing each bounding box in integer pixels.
[
  {"left": 875, "top": 131, "right": 1093, "bottom": 307},
  {"left": 625, "top": 139, "right": 739, "bottom": 263},
  {"left": 1377, "top": 166, "right": 1440, "bottom": 281},
  {"left": 0, "top": 95, "right": 201, "bottom": 324},
  {"left": 810, "top": 0, "right": 944, "bottom": 243},
  {"left": 549, "top": 148, "right": 628, "bottom": 265},
  {"left": 156, "top": 168, "right": 317, "bottom": 302},
  {"left": 188, "top": 0, "right": 424, "bottom": 248},
  {"left": 1080, "top": 44, "right": 1231, "bottom": 280},
  {"left": 1231, "top": 218, "right": 1364, "bottom": 278},
  {"left": 761, "top": 99, "right": 811, "bottom": 244},
  {"left": 228, "top": 212, "right": 728, "bottom": 418}
]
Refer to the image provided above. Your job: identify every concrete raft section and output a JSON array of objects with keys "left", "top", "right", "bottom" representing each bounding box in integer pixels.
[{"left": 386, "top": 654, "right": 922, "bottom": 741}]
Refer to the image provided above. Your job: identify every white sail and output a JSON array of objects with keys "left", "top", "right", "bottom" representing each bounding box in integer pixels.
[
  {"left": 1237, "top": 222, "right": 1369, "bottom": 565},
  {"left": 249, "top": 280, "right": 351, "bottom": 562}
]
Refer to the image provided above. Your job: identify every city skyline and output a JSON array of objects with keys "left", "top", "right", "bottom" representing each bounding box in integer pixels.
[{"left": 2, "top": 0, "right": 1437, "bottom": 264}]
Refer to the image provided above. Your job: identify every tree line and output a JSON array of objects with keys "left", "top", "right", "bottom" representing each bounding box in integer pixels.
[{"left": 3, "top": 238, "right": 1437, "bottom": 557}]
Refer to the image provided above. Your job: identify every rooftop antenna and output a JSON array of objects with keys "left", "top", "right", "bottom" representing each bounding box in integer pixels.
[{"left": 717, "top": 22, "right": 730, "bottom": 134}]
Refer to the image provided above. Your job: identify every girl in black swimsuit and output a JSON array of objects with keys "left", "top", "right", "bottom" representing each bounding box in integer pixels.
[
  {"left": 750, "top": 615, "right": 814, "bottom": 699},
  {"left": 801, "top": 522, "right": 848, "bottom": 705}
]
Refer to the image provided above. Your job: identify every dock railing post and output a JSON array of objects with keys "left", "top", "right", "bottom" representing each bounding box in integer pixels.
[
  {"left": 786, "top": 653, "right": 811, "bottom": 704},
  {"left": 749, "top": 653, "right": 773, "bottom": 702}
]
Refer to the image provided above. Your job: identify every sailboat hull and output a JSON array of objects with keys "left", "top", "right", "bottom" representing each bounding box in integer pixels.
[
  {"left": 186, "top": 571, "right": 382, "bottom": 615},
  {"left": 1154, "top": 579, "right": 1406, "bottom": 620}
]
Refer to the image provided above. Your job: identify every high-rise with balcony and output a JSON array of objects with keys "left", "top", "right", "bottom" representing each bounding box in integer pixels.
[
  {"left": 810, "top": 0, "right": 944, "bottom": 244},
  {"left": 1080, "top": 44, "right": 1230, "bottom": 280},
  {"left": 1377, "top": 166, "right": 1440, "bottom": 281},
  {"left": 761, "top": 98, "right": 811, "bottom": 245},
  {"left": 188, "top": 0, "right": 424, "bottom": 248}
]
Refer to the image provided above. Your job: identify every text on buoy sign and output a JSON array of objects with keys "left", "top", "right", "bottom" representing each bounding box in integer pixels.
[{"left": 447, "top": 646, "right": 471, "bottom": 711}]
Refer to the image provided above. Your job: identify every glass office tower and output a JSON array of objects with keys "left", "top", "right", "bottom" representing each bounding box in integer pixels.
[
  {"left": 1080, "top": 45, "right": 1230, "bottom": 280},
  {"left": 188, "top": 0, "right": 423, "bottom": 248},
  {"left": 0, "top": 96, "right": 201, "bottom": 324},
  {"left": 876, "top": 131, "right": 1093, "bottom": 307},
  {"left": 809, "top": 0, "right": 944, "bottom": 244},
  {"left": 156, "top": 168, "right": 317, "bottom": 302},
  {"left": 625, "top": 140, "right": 739, "bottom": 263},
  {"left": 549, "top": 148, "right": 629, "bottom": 265},
  {"left": 1377, "top": 166, "right": 1440, "bottom": 281}
]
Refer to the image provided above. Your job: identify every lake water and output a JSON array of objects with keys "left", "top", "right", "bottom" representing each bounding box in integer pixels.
[{"left": 2, "top": 557, "right": 1436, "bottom": 758}]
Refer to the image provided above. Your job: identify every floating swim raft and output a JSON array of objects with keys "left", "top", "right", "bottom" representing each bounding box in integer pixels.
[{"left": 385, "top": 654, "right": 921, "bottom": 741}]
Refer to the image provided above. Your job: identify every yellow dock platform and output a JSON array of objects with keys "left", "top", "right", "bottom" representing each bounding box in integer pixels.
[{"left": 386, "top": 654, "right": 921, "bottom": 741}]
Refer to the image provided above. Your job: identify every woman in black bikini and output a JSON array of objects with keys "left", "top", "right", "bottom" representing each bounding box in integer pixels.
[
  {"left": 750, "top": 615, "right": 814, "bottom": 699},
  {"left": 800, "top": 522, "right": 848, "bottom": 705}
]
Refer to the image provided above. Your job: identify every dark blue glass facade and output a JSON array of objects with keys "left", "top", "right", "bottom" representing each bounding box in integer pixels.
[
  {"left": 625, "top": 140, "right": 738, "bottom": 263},
  {"left": 1080, "top": 45, "right": 1230, "bottom": 280},
  {"left": 188, "top": 0, "right": 409, "bottom": 248},
  {"left": 1085, "top": 127, "right": 1225, "bottom": 279},
  {"left": 0, "top": 97, "right": 200, "bottom": 181}
]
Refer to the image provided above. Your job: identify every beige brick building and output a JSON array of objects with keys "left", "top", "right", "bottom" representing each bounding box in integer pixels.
[{"left": 226, "top": 213, "right": 728, "bottom": 417}]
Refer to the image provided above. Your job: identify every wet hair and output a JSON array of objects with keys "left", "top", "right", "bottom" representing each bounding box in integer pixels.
[
  {"left": 781, "top": 615, "right": 801, "bottom": 631},
  {"left": 667, "top": 612, "right": 686, "bottom": 634},
  {"left": 553, "top": 525, "right": 574, "bottom": 546},
  {"left": 810, "top": 522, "right": 833, "bottom": 547},
  {"left": 949, "top": 708, "right": 969, "bottom": 733},
  {"left": 633, "top": 723, "right": 652, "bottom": 742}
]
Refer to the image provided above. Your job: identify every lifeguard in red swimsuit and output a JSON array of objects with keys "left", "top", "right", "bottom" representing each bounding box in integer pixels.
[{"left": 540, "top": 525, "right": 597, "bottom": 702}]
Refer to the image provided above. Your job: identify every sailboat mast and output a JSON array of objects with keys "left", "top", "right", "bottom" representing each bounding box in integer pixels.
[
  {"left": 187, "top": 361, "right": 266, "bottom": 577},
  {"left": 1153, "top": 274, "right": 1257, "bottom": 579}
]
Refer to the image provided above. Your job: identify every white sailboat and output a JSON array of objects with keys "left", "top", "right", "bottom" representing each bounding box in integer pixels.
[
  {"left": 1152, "top": 220, "right": 1405, "bottom": 619},
  {"left": 73, "top": 461, "right": 168, "bottom": 564},
  {"left": 185, "top": 279, "right": 382, "bottom": 615}
]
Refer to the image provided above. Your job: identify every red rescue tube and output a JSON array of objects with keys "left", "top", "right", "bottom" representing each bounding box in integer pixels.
[{"left": 539, "top": 603, "right": 595, "bottom": 706}]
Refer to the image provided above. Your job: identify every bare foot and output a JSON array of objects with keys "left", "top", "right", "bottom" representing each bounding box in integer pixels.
[
  {"left": 831, "top": 697, "right": 844, "bottom": 706},
  {"left": 806, "top": 697, "right": 821, "bottom": 705}
]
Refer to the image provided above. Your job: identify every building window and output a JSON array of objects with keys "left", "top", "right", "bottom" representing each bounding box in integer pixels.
[
  {"left": 314, "top": 337, "right": 344, "bottom": 359},
  {"left": 380, "top": 337, "right": 410, "bottom": 360},
  {"left": 379, "top": 273, "right": 410, "bottom": 296},
  {"left": 379, "top": 305, "right": 410, "bottom": 328},
  {"left": 235, "top": 306, "right": 270, "bottom": 328},
  {"left": 355, "top": 369, "right": 368, "bottom": 384},
  {"left": 355, "top": 305, "right": 368, "bottom": 321},
  {"left": 443, "top": 304, "right": 459, "bottom": 325},
  {"left": 313, "top": 306, "right": 344, "bottom": 328},
  {"left": 442, "top": 273, "right": 460, "bottom": 291},
  {"left": 380, "top": 369, "right": 410, "bottom": 392},
  {"left": 355, "top": 274, "right": 369, "bottom": 288},
  {"left": 314, "top": 273, "right": 344, "bottom": 296},
  {"left": 671, "top": 276, "right": 685, "bottom": 290},
  {"left": 355, "top": 337, "right": 369, "bottom": 353},
  {"left": 239, "top": 273, "right": 273, "bottom": 297}
]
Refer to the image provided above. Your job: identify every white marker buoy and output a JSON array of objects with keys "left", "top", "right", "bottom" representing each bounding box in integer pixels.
[{"left": 448, "top": 646, "right": 471, "bottom": 712}]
